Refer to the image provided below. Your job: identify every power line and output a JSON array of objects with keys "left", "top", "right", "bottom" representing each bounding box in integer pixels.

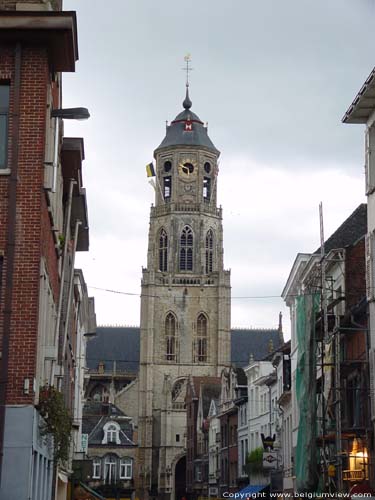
[{"left": 88, "top": 284, "right": 366, "bottom": 300}]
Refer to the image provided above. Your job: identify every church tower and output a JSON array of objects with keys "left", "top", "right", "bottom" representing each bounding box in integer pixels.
[{"left": 138, "top": 80, "right": 231, "bottom": 500}]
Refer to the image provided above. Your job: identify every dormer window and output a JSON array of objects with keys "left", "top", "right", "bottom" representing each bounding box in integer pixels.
[{"left": 102, "top": 421, "right": 121, "bottom": 445}]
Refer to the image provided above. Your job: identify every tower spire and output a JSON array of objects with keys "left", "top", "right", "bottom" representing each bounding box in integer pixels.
[{"left": 182, "top": 54, "right": 193, "bottom": 109}]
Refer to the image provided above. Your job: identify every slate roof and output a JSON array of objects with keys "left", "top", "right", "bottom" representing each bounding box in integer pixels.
[
  {"left": 230, "top": 328, "right": 282, "bottom": 367},
  {"left": 86, "top": 326, "right": 140, "bottom": 373},
  {"left": 155, "top": 89, "right": 219, "bottom": 155},
  {"left": 88, "top": 326, "right": 282, "bottom": 373},
  {"left": 314, "top": 204, "right": 367, "bottom": 255},
  {"left": 82, "top": 402, "right": 135, "bottom": 447}
]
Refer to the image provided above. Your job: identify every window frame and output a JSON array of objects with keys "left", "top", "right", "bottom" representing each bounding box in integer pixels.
[
  {"left": 195, "top": 313, "right": 208, "bottom": 363},
  {"left": 119, "top": 457, "right": 133, "bottom": 480},
  {"left": 0, "top": 83, "right": 10, "bottom": 170},
  {"left": 180, "top": 226, "right": 193, "bottom": 271},
  {"left": 159, "top": 228, "right": 168, "bottom": 272},
  {"left": 92, "top": 458, "right": 101, "bottom": 479},
  {"left": 104, "top": 454, "right": 117, "bottom": 484},
  {"left": 165, "top": 312, "right": 177, "bottom": 362},
  {"left": 205, "top": 229, "right": 214, "bottom": 274}
]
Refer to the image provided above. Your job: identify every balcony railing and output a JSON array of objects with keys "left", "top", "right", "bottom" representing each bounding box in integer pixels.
[
  {"left": 343, "top": 469, "right": 366, "bottom": 482},
  {"left": 151, "top": 203, "right": 222, "bottom": 218}
]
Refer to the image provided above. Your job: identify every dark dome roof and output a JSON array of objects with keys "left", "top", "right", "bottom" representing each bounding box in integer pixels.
[{"left": 155, "top": 87, "right": 219, "bottom": 155}]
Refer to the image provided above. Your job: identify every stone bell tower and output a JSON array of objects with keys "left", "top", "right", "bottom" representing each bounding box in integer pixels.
[{"left": 137, "top": 82, "right": 231, "bottom": 500}]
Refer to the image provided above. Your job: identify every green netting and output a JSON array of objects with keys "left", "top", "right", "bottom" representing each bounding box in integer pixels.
[{"left": 295, "top": 293, "right": 320, "bottom": 492}]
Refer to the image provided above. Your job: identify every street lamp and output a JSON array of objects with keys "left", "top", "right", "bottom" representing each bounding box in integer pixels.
[
  {"left": 49, "top": 107, "right": 90, "bottom": 193},
  {"left": 51, "top": 107, "right": 90, "bottom": 120}
]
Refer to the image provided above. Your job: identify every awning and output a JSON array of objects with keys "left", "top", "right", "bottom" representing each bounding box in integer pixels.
[{"left": 237, "top": 484, "right": 267, "bottom": 496}]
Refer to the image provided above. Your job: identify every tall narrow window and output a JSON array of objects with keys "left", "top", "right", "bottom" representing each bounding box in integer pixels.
[
  {"left": 0, "top": 84, "right": 10, "bottom": 169},
  {"left": 196, "top": 313, "right": 208, "bottom": 362},
  {"left": 180, "top": 226, "right": 193, "bottom": 271},
  {"left": 166, "top": 312, "right": 177, "bottom": 361},
  {"left": 163, "top": 176, "right": 172, "bottom": 201},
  {"left": 205, "top": 230, "right": 214, "bottom": 273},
  {"left": 93, "top": 458, "right": 101, "bottom": 479},
  {"left": 104, "top": 455, "right": 117, "bottom": 484},
  {"left": 203, "top": 177, "right": 211, "bottom": 201},
  {"left": 119, "top": 457, "right": 133, "bottom": 479},
  {"left": 159, "top": 229, "right": 168, "bottom": 272}
]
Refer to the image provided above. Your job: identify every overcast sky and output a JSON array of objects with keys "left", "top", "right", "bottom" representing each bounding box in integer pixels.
[{"left": 63, "top": 0, "right": 374, "bottom": 336}]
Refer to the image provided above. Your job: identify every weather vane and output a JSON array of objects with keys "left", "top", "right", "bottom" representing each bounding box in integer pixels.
[{"left": 183, "top": 54, "right": 193, "bottom": 87}]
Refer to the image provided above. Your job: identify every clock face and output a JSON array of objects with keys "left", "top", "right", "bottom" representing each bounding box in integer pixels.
[{"left": 178, "top": 159, "right": 197, "bottom": 178}]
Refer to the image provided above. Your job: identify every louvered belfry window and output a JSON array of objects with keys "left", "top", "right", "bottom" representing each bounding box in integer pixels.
[
  {"left": 159, "top": 229, "right": 168, "bottom": 272},
  {"left": 166, "top": 312, "right": 177, "bottom": 361},
  {"left": 196, "top": 313, "right": 207, "bottom": 362},
  {"left": 180, "top": 226, "right": 193, "bottom": 271},
  {"left": 205, "top": 230, "right": 214, "bottom": 273}
]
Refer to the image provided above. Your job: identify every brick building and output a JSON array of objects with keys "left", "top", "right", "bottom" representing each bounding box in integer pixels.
[{"left": 0, "top": 2, "right": 93, "bottom": 499}]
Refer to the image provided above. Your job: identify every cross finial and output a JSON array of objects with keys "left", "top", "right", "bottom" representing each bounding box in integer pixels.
[{"left": 183, "top": 54, "right": 193, "bottom": 87}]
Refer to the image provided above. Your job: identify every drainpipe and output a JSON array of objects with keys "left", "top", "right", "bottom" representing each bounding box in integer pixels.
[
  {"left": 51, "top": 116, "right": 60, "bottom": 193},
  {"left": 0, "top": 43, "right": 22, "bottom": 485},
  {"left": 50, "top": 178, "right": 76, "bottom": 386}
]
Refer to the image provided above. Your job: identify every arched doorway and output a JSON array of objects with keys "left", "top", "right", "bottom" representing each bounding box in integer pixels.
[{"left": 174, "top": 455, "right": 186, "bottom": 500}]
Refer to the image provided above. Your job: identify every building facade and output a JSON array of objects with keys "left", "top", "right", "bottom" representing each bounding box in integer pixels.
[
  {"left": 0, "top": 2, "right": 93, "bottom": 499},
  {"left": 282, "top": 204, "right": 371, "bottom": 493}
]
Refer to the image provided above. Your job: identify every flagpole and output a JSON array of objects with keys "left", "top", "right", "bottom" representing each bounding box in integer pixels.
[{"left": 155, "top": 172, "right": 165, "bottom": 202}]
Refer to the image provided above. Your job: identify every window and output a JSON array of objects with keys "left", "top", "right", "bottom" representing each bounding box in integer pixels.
[
  {"left": 165, "top": 312, "right": 177, "bottom": 361},
  {"left": 92, "top": 458, "right": 101, "bottom": 479},
  {"left": 203, "top": 177, "right": 211, "bottom": 200},
  {"left": 164, "top": 160, "right": 172, "bottom": 172},
  {"left": 0, "top": 84, "right": 10, "bottom": 169},
  {"left": 205, "top": 230, "right": 214, "bottom": 273},
  {"left": 159, "top": 229, "right": 168, "bottom": 272},
  {"left": 163, "top": 176, "right": 172, "bottom": 200},
  {"left": 119, "top": 457, "right": 133, "bottom": 480},
  {"left": 104, "top": 455, "right": 117, "bottom": 484},
  {"left": 102, "top": 421, "right": 120, "bottom": 445},
  {"left": 107, "top": 424, "right": 118, "bottom": 443},
  {"left": 176, "top": 434, "right": 180, "bottom": 442},
  {"left": 204, "top": 162, "right": 211, "bottom": 174},
  {"left": 180, "top": 226, "right": 193, "bottom": 271},
  {"left": 196, "top": 313, "right": 208, "bottom": 362}
]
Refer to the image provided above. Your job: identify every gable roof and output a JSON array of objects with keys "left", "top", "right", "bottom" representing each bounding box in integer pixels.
[
  {"left": 200, "top": 380, "right": 221, "bottom": 418},
  {"left": 314, "top": 204, "right": 367, "bottom": 255},
  {"left": 82, "top": 402, "right": 135, "bottom": 447},
  {"left": 87, "top": 326, "right": 282, "bottom": 373}
]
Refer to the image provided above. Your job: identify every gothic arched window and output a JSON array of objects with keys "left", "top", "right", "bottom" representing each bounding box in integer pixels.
[
  {"left": 165, "top": 312, "right": 177, "bottom": 362},
  {"left": 159, "top": 229, "right": 168, "bottom": 272},
  {"left": 205, "top": 230, "right": 214, "bottom": 273},
  {"left": 180, "top": 226, "right": 193, "bottom": 271},
  {"left": 196, "top": 313, "right": 208, "bottom": 363}
]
